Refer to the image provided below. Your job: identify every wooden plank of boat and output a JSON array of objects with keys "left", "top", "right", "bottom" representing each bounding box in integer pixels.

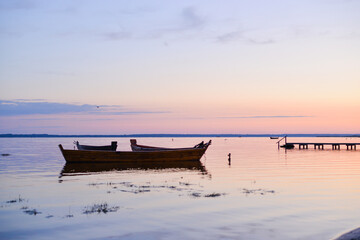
[
  {"left": 59, "top": 143, "right": 210, "bottom": 163},
  {"left": 130, "top": 139, "right": 211, "bottom": 152},
  {"left": 76, "top": 141, "right": 117, "bottom": 151}
]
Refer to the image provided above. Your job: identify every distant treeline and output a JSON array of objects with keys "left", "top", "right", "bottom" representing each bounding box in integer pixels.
[{"left": 0, "top": 134, "right": 359, "bottom": 138}]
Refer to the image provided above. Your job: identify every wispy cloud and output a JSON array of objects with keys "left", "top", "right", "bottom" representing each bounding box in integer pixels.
[
  {"left": 148, "top": 7, "right": 205, "bottom": 38},
  {"left": 216, "top": 22, "right": 358, "bottom": 45},
  {"left": 97, "top": 6, "right": 205, "bottom": 42},
  {"left": 0, "top": 100, "right": 169, "bottom": 116},
  {"left": 216, "top": 29, "right": 275, "bottom": 45},
  {"left": 102, "top": 31, "right": 132, "bottom": 41},
  {"left": 0, "top": 100, "right": 94, "bottom": 116},
  {"left": 216, "top": 30, "right": 244, "bottom": 43},
  {"left": 38, "top": 71, "right": 76, "bottom": 77},
  {"left": 14, "top": 99, "right": 47, "bottom": 102},
  {"left": 217, "top": 115, "right": 313, "bottom": 119},
  {"left": 0, "top": 0, "right": 35, "bottom": 11},
  {"left": 182, "top": 7, "right": 205, "bottom": 29},
  {"left": 247, "top": 38, "right": 275, "bottom": 45}
]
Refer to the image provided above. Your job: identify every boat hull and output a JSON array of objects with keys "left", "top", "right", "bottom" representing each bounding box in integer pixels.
[{"left": 59, "top": 144, "right": 208, "bottom": 163}]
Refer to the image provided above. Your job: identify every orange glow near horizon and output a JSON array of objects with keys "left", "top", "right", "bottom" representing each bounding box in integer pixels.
[{"left": 1, "top": 108, "right": 359, "bottom": 134}]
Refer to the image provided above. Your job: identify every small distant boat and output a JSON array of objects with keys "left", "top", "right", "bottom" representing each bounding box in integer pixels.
[
  {"left": 130, "top": 139, "right": 211, "bottom": 152},
  {"left": 280, "top": 143, "right": 295, "bottom": 149},
  {"left": 59, "top": 140, "right": 211, "bottom": 163},
  {"left": 75, "top": 141, "right": 117, "bottom": 151},
  {"left": 270, "top": 137, "right": 279, "bottom": 139}
]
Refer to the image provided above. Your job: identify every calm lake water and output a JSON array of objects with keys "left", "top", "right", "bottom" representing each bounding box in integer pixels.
[{"left": 0, "top": 137, "right": 360, "bottom": 240}]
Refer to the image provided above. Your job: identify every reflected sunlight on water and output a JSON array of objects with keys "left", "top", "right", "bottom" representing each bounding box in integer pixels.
[{"left": 0, "top": 137, "right": 360, "bottom": 239}]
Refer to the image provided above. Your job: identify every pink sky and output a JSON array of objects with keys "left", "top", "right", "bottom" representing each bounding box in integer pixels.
[{"left": 0, "top": 1, "right": 359, "bottom": 134}]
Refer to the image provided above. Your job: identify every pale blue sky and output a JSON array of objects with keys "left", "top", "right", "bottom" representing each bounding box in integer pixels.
[{"left": 0, "top": 0, "right": 359, "bottom": 134}]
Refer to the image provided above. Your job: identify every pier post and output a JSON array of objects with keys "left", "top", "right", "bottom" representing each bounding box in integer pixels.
[
  {"left": 332, "top": 144, "right": 340, "bottom": 150},
  {"left": 314, "top": 144, "right": 324, "bottom": 150},
  {"left": 299, "top": 144, "right": 308, "bottom": 150},
  {"left": 346, "top": 144, "right": 355, "bottom": 150},
  {"left": 347, "top": 144, "right": 356, "bottom": 150}
]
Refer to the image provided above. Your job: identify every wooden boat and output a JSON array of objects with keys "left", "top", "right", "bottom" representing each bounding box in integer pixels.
[
  {"left": 59, "top": 140, "right": 211, "bottom": 163},
  {"left": 130, "top": 139, "right": 211, "bottom": 152},
  {"left": 59, "top": 161, "right": 208, "bottom": 177},
  {"left": 75, "top": 141, "right": 117, "bottom": 151},
  {"left": 280, "top": 143, "right": 295, "bottom": 149}
]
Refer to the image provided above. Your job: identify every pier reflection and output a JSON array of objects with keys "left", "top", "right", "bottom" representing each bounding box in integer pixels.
[{"left": 59, "top": 161, "right": 209, "bottom": 177}]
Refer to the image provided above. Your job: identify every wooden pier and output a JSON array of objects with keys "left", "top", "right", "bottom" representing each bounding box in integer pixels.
[
  {"left": 277, "top": 136, "right": 359, "bottom": 150},
  {"left": 289, "top": 142, "right": 358, "bottom": 150}
]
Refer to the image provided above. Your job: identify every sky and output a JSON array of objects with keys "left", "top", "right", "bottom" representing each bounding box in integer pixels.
[{"left": 0, "top": 0, "right": 359, "bottom": 134}]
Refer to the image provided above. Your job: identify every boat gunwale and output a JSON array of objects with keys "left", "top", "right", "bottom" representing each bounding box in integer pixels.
[
  {"left": 75, "top": 141, "right": 117, "bottom": 151},
  {"left": 130, "top": 139, "right": 212, "bottom": 152}
]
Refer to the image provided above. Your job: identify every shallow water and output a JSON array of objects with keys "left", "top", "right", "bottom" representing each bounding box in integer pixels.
[{"left": 0, "top": 137, "right": 360, "bottom": 240}]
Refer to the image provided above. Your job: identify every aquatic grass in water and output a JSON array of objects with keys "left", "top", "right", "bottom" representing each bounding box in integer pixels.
[
  {"left": 190, "top": 192, "right": 226, "bottom": 198},
  {"left": 83, "top": 203, "right": 120, "bottom": 214},
  {"left": 6, "top": 195, "right": 26, "bottom": 204},
  {"left": 241, "top": 188, "right": 276, "bottom": 195},
  {"left": 88, "top": 180, "right": 204, "bottom": 195},
  {"left": 65, "top": 207, "right": 74, "bottom": 218},
  {"left": 204, "top": 193, "right": 225, "bottom": 197},
  {"left": 23, "top": 209, "right": 41, "bottom": 215}
]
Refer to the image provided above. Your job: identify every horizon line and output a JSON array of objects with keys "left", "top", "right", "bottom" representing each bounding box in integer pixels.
[{"left": 0, "top": 133, "right": 359, "bottom": 138}]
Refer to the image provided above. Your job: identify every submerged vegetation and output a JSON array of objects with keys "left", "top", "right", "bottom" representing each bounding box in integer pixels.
[
  {"left": 6, "top": 195, "right": 26, "bottom": 204},
  {"left": 88, "top": 180, "right": 227, "bottom": 198},
  {"left": 86, "top": 180, "right": 276, "bottom": 199},
  {"left": 23, "top": 208, "right": 42, "bottom": 215},
  {"left": 241, "top": 188, "right": 276, "bottom": 195},
  {"left": 2, "top": 184, "right": 276, "bottom": 220},
  {"left": 190, "top": 192, "right": 226, "bottom": 198},
  {"left": 83, "top": 203, "right": 120, "bottom": 214}
]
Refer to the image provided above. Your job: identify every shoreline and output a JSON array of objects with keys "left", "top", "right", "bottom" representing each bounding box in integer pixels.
[
  {"left": 0, "top": 134, "right": 359, "bottom": 138},
  {"left": 334, "top": 227, "right": 360, "bottom": 240}
]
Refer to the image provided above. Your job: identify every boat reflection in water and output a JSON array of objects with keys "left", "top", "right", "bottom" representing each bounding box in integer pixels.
[{"left": 59, "top": 160, "right": 209, "bottom": 178}]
